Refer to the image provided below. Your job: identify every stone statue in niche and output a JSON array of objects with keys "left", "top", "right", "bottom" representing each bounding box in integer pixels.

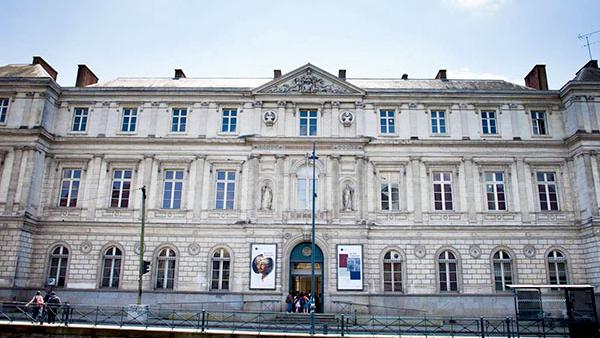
[
  {"left": 342, "top": 184, "right": 354, "bottom": 211},
  {"left": 260, "top": 183, "right": 273, "bottom": 210}
]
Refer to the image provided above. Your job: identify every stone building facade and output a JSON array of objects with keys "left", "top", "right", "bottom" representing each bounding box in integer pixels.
[{"left": 0, "top": 57, "right": 599, "bottom": 316}]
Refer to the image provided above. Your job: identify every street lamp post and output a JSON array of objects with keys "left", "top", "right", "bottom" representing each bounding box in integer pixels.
[
  {"left": 137, "top": 186, "right": 146, "bottom": 305},
  {"left": 308, "top": 144, "right": 318, "bottom": 333}
]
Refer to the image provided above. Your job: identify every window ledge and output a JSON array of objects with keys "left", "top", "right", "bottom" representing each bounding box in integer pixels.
[
  {"left": 116, "top": 131, "right": 137, "bottom": 135},
  {"left": 531, "top": 134, "right": 552, "bottom": 138},
  {"left": 67, "top": 131, "right": 88, "bottom": 135}
]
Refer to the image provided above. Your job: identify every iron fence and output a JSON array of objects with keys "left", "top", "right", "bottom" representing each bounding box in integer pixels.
[{"left": 0, "top": 301, "right": 575, "bottom": 337}]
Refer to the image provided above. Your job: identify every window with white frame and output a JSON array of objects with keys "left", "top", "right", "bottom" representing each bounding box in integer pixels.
[
  {"left": 171, "top": 108, "right": 187, "bottom": 132},
  {"left": 531, "top": 111, "right": 548, "bottom": 135},
  {"left": 485, "top": 171, "right": 506, "bottom": 211},
  {"left": 383, "top": 250, "right": 403, "bottom": 292},
  {"left": 110, "top": 170, "right": 132, "bottom": 208},
  {"left": 299, "top": 110, "right": 318, "bottom": 136},
  {"left": 0, "top": 98, "right": 9, "bottom": 123},
  {"left": 493, "top": 250, "right": 513, "bottom": 291},
  {"left": 433, "top": 172, "right": 453, "bottom": 211},
  {"left": 71, "top": 107, "right": 88, "bottom": 132},
  {"left": 547, "top": 250, "right": 568, "bottom": 285},
  {"left": 221, "top": 108, "right": 237, "bottom": 133},
  {"left": 481, "top": 110, "right": 498, "bottom": 135},
  {"left": 379, "top": 110, "right": 395, "bottom": 134},
  {"left": 121, "top": 108, "right": 137, "bottom": 132},
  {"left": 431, "top": 110, "right": 446, "bottom": 134},
  {"left": 536, "top": 171, "right": 559, "bottom": 211},
  {"left": 437, "top": 250, "right": 458, "bottom": 292},
  {"left": 297, "top": 165, "right": 318, "bottom": 209},
  {"left": 155, "top": 247, "right": 176, "bottom": 289},
  {"left": 211, "top": 248, "right": 230, "bottom": 290},
  {"left": 47, "top": 245, "right": 69, "bottom": 287},
  {"left": 101, "top": 246, "right": 122, "bottom": 288},
  {"left": 380, "top": 175, "right": 400, "bottom": 211},
  {"left": 59, "top": 169, "right": 81, "bottom": 207},
  {"left": 215, "top": 170, "right": 235, "bottom": 209},
  {"left": 162, "top": 170, "right": 184, "bottom": 209}
]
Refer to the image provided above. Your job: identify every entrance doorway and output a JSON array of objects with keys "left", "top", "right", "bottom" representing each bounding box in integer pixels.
[{"left": 289, "top": 242, "right": 324, "bottom": 313}]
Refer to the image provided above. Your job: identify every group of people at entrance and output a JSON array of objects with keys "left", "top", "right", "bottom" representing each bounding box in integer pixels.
[
  {"left": 286, "top": 292, "right": 312, "bottom": 313},
  {"left": 25, "top": 290, "right": 62, "bottom": 324}
]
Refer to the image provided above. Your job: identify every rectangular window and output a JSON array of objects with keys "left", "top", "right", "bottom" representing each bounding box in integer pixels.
[
  {"left": 215, "top": 170, "right": 235, "bottom": 209},
  {"left": 162, "top": 170, "right": 184, "bottom": 209},
  {"left": 72, "top": 107, "right": 89, "bottom": 132},
  {"left": 299, "top": 110, "right": 318, "bottom": 136},
  {"left": 0, "top": 98, "right": 9, "bottom": 123},
  {"left": 59, "top": 169, "right": 81, "bottom": 207},
  {"left": 171, "top": 108, "right": 187, "bottom": 132},
  {"left": 379, "top": 110, "right": 396, "bottom": 134},
  {"left": 380, "top": 183, "right": 400, "bottom": 211},
  {"left": 481, "top": 110, "right": 497, "bottom": 135},
  {"left": 537, "top": 171, "right": 559, "bottom": 211},
  {"left": 433, "top": 172, "right": 453, "bottom": 211},
  {"left": 431, "top": 110, "right": 446, "bottom": 134},
  {"left": 121, "top": 108, "right": 137, "bottom": 132},
  {"left": 110, "top": 170, "right": 132, "bottom": 208},
  {"left": 221, "top": 108, "right": 237, "bottom": 133},
  {"left": 485, "top": 172, "right": 506, "bottom": 211},
  {"left": 531, "top": 111, "right": 548, "bottom": 135}
]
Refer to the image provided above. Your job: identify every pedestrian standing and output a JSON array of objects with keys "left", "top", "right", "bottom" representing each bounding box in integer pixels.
[
  {"left": 285, "top": 292, "right": 293, "bottom": 313},
  {"left": 25, "top": 291, "right": 44, "bottom": 324},
  {"left": 46, "top": 291, "right": 61, "bottom": 324}
]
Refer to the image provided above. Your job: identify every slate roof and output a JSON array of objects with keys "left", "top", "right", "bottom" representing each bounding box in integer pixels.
[
  {"left": 90, "top": 77, "right": 534, "bottom": 92},
  {"left": 573, "top": 60, "right": 600, "bottom": 82},
  {"left": 0, "top": 64, "right": 54, "bottom": 78}
]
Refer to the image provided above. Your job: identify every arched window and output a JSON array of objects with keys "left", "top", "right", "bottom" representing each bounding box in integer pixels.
[
  {"left": 155, "top": 247, "right": 176, "bottom": 289},
  {"left": 383, "top": 250, "right": 403, "bottom": 292},
  {"left": 211, "top": 248, "right": 230, "bottom": 290},
  {"left": 493, "top": 250, "right": 513, "bottom": 291},
  {"left": 437, "top": 250, "right": 458, "bottom": 292},
  {"left": 297, "top": 165, "right": 318, "bottom": 209},
  {"left": 547, "top": 250, "right": 568, "bottom": 285},
  {"left": 101, "top": 246, "right": 122, "bottom": 288},
  {"left": 48, "top": 245, "right": 69, "bottom": 287}
]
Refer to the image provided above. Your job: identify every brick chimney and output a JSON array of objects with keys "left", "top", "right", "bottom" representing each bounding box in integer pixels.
[
  {"left": 524, "top": 64, "right": 548, "bottom": 90},
  {"left": 273, "top": 69, "right": 282, "bottom": 79},
  {"left": 435, "top": 69, "right": 447, "bottom": 80},
  {"left": 31, "top": 56, "right": 58, "bottom": 80},
  {"left": 338, "top": 69, "right": 346, "bottom": 80},
  {"left": 75, "top": 65, "right": 98, "bottom": 87},
  {"left": 174, "top": 69, "right": 186, "bottom": 79}
]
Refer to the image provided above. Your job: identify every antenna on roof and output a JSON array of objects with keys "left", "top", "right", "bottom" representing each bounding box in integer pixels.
[{"left": 578, "top": 29, "right": 600, "bottom": 60}]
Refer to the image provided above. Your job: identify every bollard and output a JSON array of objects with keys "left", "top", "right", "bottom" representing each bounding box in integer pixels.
[
  {"left": 480, "top": 317, "right": 485, "bottom": 338},
  {"left": 201, "top": 309, "right": 206, "bottom": 332},
  {"left": 341, "top": 314, "right": 345, "bottom": 337},
  {"left": 505, "top": 317, "right": 511, "bottom": 338}
]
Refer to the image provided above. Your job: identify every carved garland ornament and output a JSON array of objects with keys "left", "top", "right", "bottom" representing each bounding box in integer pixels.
[
  {"left": 265, "top": 69, "right": 353, "bottom": 94},
  {"left": 262, "top": 111, "right": 277, "bottom": 126},
  {"left": 339, "top": 111, "right": 354, "bottom": 127}
]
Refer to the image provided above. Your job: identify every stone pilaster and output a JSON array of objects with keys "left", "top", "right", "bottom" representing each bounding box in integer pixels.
[{"left": 410, "top": 157, "right": 423, "bottom": 223}]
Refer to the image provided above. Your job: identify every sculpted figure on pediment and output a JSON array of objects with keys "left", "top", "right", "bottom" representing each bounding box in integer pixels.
[{"left": 267, "top": 69, "right": 353, "bottom": 94}]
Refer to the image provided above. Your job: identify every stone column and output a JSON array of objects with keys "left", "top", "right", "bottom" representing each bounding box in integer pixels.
[
  {"left": 248, "top": 155, "right": 260, "bottom": 219},
  {"left": 356, "top": 155, "right": 368, "bottom": 220},
  {"left": 355, "top": 101, "right": 365, "bottom": 137},
  {"left": 147, "top": 157, "right": 159, "bottom": 210},
  {"left": 85, "top": 155, "right": 102, "bottom": 218},
  {"left": 330, "top": 155, "right": 340, "bottom": 219},
  {"left": 463, "top": 157, "right": 477, "bottom": 223},
  {"left": 192, "top": 155, "right": 206, "bottom": 219},
  {"left": 515, "top": 157, "right": 531, "bottom": 223},
  {"left": 277, "top": 101, "right": 286, "bottom": 137},
  {"left": 410, "top": 157, "right": 423, "bottom": 223},
  {"left": 0, "top": 150, "right": 14, "bottom": 211},
  {"left": 10, "top": 148, "right": 28, "bottom": 211},
  {"left": 331, "top": 101, "right": 340, "bottom": 137},
  {"left": 276, "top": 154, "right": 286, "bottom": 218}
]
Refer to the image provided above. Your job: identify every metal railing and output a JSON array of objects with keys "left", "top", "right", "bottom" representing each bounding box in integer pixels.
[{"left": 0, "top": 301, "right": 574, "bottom": 337}]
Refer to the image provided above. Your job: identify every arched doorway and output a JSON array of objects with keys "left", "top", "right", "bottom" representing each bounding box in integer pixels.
[{"left": 289, "top": 242, "right": 324, "bottom": 313}]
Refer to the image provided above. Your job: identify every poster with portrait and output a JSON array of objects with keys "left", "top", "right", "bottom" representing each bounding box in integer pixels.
[
  {"left": 337, "top": 245, "right": 363, "bottom": 290},
  {"left": 250, "top": 243, "right": 276, "bottom": 290}
]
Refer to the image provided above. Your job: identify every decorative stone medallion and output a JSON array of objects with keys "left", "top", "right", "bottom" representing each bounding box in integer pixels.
[
  {"left": 134, "top": 242, "right": 146, "bottom": 255},
  {"left": 339, "top": 111, "right": 354, "bottom": 127},
  {"left": 302, "top": 246, "right": 312, "bottom": 257},
  {"left": 523, "top": 245, "right": 536, "bottom": 258},
  {"left": 414, "top": 245, "right": 427, "bottom": 258},
  {"left": 469, "top": 245, "right": 482, "bottom": 259},
  {"left": 188, "top": 242, "right": 201, "bottom": 256},
  {"left": 262, "top": 111, "right": 277, "bottom": 126},
  {"left": 80, "top": 240, "right": 92, "bottom": 254}
]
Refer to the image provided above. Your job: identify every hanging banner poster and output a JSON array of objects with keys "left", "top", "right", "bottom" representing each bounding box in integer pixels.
[
  {"left": 250, "top": 244, "right": 276, "bottom": 290},
  {"left": 337, "top": 245, "right": 363, "bottom": 290}
]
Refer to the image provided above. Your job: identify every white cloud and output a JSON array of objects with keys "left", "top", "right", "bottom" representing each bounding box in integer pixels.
[
  {"left": 447, "top": 0, "right": 510, "bottom": 10},
  {"left": 447, "top": 68, "right": 520, "bottom": 84}
]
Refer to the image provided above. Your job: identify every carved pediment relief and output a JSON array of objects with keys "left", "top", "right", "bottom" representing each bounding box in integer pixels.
[{"left": 253, "top": 64, "right": 364, "bottom": 96}]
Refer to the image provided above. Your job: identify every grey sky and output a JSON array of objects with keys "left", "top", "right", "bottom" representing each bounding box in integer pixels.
[{"left": 1, "top": 0, "right": 599, "bottom": 89}]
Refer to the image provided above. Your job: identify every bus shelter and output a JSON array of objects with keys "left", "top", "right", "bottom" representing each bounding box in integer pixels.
[{"left": 507, "top": 284, "right": 599, "bottom": 338}]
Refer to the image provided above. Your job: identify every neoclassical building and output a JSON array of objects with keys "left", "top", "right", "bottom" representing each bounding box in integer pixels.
[{"left": 0, "top": 57, "right": 599, "bottom": 315}]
